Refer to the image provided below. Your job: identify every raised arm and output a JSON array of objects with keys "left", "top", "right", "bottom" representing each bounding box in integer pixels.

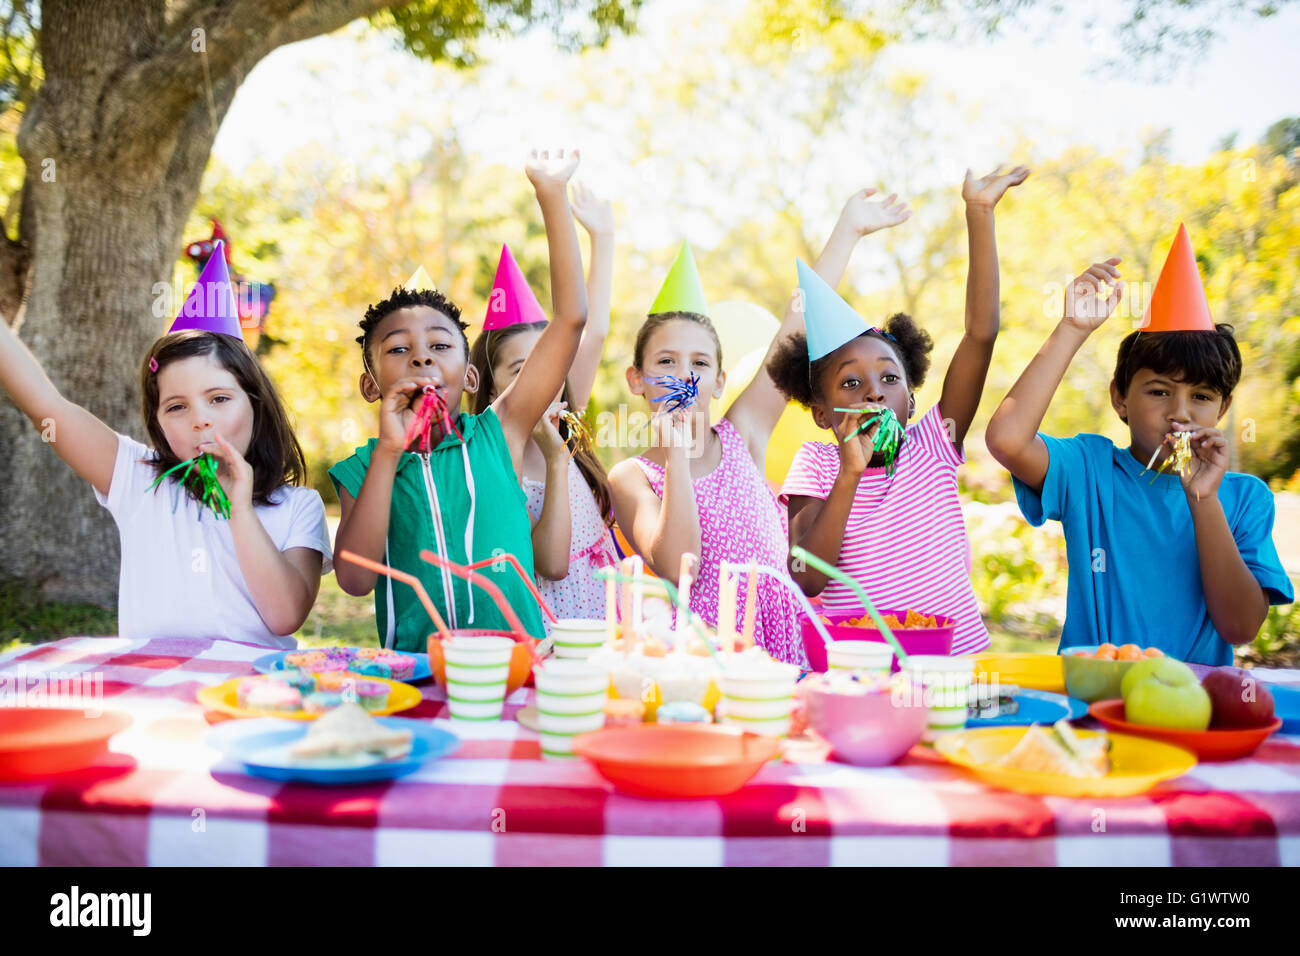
[
  {"left": 726, "top": 188, "right": 911, "bottom": 464},
  {"left": 566, "top": 183, "right": 614, "bottom": 412},
  {"left": 937, "top": 165, "right": 1029, "bottom": 448},
  {"left": 985, "top": 258, "right": 1124, "bottom": 494},
  {"left": 495, "top": 149, "right": 588, "bottom": 476},
  {"left": 0, "top": 316, "right": 119, "bottom": 496}
]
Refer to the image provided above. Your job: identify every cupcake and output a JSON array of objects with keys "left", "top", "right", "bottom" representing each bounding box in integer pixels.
[
  {"left": 311, "top": 659, "right": 352, "bottom": 674},
  {"left": 656, "top": 701, "right": 711, "bottom": 724},
  {"left": 302, "top": 691, "right": 344, "bottom": 714},
  {"left": 603, "top": 699, "right": 646, "bottom": 727},
  {"left": 241, "top": 679, "right": 302, "bottom": 713},
  {"left": 352, "top": 659, "right": 392, "bottom": 680},
  {"left": 351, "top": 680, "right": 391, "bottom": 712},
  {"left": 280, "top": 668, "right": 317, "bottom": 696},
  {"left": 286, "top": 651, "right": 325, "bottom": 670},
  {"left": 375, "top": 652, "right": 415, "bottom": 681},
  {"left": 354, "top": 647, "right": 383, "bottom": 660},
  {"left": 314, "top": 671, "right": 354, "bottom": 693}
]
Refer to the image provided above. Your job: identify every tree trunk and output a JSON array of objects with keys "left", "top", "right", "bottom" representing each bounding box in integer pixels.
[{"left": 0, "top": 0, "right": 390, "bottom": 606}]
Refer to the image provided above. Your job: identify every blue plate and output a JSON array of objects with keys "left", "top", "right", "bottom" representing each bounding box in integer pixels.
[
  {"left": 966, "top": 688, "right": 1088, "bottom": 728},
  {"left": 252, "top": 649, "right": 432, "bottom": 683},
  {"left": 1269, "top": 684, "right": 1300, "bottom": 734},
  {"left": 206, "top": 717, "right": 458, "bottom": 785}
]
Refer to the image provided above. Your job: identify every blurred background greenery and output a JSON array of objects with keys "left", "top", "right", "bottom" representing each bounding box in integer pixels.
[{"left": 2, "top": 0, "right": 1296, "bottom": 662}]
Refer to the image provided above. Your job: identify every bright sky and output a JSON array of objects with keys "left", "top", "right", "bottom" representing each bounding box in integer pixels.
[{"left": 212, "top": 0, "right": 1300, "bottom": 249}]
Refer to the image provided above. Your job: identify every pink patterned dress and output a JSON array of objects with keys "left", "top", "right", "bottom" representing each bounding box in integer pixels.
[
  {"left": 633, "top": 418, "right": 805, "bottom": 666},
  {"left": 523, "top": 457, "right": 619, "bottom": 622}
]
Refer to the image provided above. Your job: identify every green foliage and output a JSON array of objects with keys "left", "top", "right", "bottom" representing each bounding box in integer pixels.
[
  {"left": 965, "top": 502, "right": 1066, "bottom": 634},
  {"left": 0, "top": 580, "right": 116, "bottom": 653}
]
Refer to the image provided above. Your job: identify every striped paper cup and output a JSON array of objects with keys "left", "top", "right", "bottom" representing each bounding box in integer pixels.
[
  {"left": 900, "top": 655, "right": 973, "bottom": 739},
  {"left": 443, "top": 635, "right": 514, "bottom": 722},
  {"left": 550, "top": 620, "right": 609, "bottom": 660},
  {"left": 535, "top": 660, "right": 607, "bottom": 758}
]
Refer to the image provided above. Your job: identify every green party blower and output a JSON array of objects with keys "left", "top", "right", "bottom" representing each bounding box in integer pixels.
[{"left": 789, "top": 545, "right": 908, "bottom": 666}]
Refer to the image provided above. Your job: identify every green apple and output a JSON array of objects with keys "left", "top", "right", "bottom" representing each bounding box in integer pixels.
[{"left": 1122, "top": 657, "right": 1212, "bottom": 731}]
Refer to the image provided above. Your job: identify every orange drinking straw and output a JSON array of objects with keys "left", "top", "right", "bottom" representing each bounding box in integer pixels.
[
  {"left": 418, "top": 550, "right": 530, "bottom": 639},
  {"left": 338, "top": 549, "right": 452, "bottom": 642},
  {"left": 463, "top": 552, "right": 558, "bottom": 623}
]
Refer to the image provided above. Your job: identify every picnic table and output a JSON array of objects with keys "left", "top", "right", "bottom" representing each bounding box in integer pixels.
[{"left": 1, "top": 636, "right": 1298, "bottom": 866}]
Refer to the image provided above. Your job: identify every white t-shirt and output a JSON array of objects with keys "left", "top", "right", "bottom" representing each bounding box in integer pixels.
[{"left": 95, "top": 433, "right": 333, "bottom": 649}]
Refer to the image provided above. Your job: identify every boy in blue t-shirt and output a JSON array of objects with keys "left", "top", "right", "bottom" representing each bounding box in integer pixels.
[{"left": 986, "top": 255, "right": 1292, "bottom": 665}]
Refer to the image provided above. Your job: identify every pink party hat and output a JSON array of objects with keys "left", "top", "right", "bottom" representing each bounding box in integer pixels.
[
  {"left": 170, "top": 240, "right": 244, "bottom": 339},
  {"left": 483, "top": 245, "right": 548, "bottom": 330}
]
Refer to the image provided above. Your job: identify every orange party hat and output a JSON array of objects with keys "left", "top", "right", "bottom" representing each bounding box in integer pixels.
[{"left": 1139, "top": 223, "right": 1214, "bottom": 333}]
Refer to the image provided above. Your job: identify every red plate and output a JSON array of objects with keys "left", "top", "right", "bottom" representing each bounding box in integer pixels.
[
  {"left": 0, "top": 708, "right": 132, "bottom": 781},
  {"left": 573, "top": 725, "right": 779, "bottom": 799},
  {"left": 1088, "top": 699, "right": 1281, "bottom": 762}
]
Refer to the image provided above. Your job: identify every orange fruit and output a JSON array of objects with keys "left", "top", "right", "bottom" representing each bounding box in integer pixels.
[
  {"left": 1143, "top": 647, "right": 1164, "bottom": 658},
  {"left": 1095, "top": 645, "right": 1118, "bottom": 660},
  {"left": 1116, "top": 644, "right": 1143, "bottom": 661}
]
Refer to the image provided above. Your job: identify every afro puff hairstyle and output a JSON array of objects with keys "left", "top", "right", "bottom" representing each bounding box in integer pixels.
[
  {"left": 357, "top": 287, "right": 470, "bottom": 372},
  {"left": 767, "top": 312, "right": 933, "bottom": 408}
]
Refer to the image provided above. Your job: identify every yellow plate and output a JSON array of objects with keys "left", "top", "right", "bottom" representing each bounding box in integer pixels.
[
  {"left": 973, "top": 653, "right": 1065, "bottom": 694},
  {"left": 198, "top": 676, "right": 422, "bottom": 720},
  {"left": 935, "top": 726, "right": 1197, "bottom": 797}
]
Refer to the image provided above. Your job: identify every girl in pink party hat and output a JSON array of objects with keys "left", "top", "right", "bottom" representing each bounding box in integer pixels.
[
  {"left": 609, "top": 188, "right": 911, "bottom": 666},
  {"left": 0, "top": 242, "right": 331, "bottom": 647},
  {"left": 467, "top": 183, "right": 618, "bottom": 621}
]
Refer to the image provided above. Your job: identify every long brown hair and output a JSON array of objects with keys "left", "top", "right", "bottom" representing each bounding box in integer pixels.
[
  {"left": 140, "top": 330, "right": 307, "bottom": 506},
  {"left": 469, "top": 323, "right": 614, "bottom": 527}
]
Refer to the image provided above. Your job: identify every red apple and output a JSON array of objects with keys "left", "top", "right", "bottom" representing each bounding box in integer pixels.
[{"left": 1201, "top": 667, "right": 1276, "bottom": 729}]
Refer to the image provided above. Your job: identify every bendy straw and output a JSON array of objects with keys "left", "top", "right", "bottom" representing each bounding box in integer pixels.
[{"left": 789, "top": 546, "right": 908, "bottom": 665}]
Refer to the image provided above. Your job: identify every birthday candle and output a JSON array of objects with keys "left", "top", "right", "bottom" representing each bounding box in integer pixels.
[
  {"left": 605, "top": 577, "right": 617, "bottom": 647},
  {"left": 741, "top": 560, "right": 758, "bottom": 649},
  {"left": 717, "top": 564, "right": 737, "bottom": 661}
]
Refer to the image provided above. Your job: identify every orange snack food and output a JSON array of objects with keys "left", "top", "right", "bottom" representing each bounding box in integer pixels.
[
  {"left": 821, "top": 610, "right": 938, "bottom": 630},
  {"left": 1116, "top": 644, "right": 1143, "bottom": 661}
]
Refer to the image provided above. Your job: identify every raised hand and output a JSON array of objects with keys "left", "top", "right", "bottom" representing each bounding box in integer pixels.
[
  {"left": 1062, "top": 257, "right": 1125, "bottom": 333},
  {"left": 525, "top": 147, "right": 580, "bottom": 196},
  {"left": 833, "top": 408, "right": 877, "bottom": 476},
  {"left": 962, "top": 164, "right": 1030, "bottom": 208},
  {"left": 533, "top": 401, "right": 570, "bottom": 462},
  {"left": 202, "top": 430, "right": 254, "bottom": 514},
  {"left": 1173, "top": 425, "right": 1228, "bottom": 502},
  {"left": 570, "top": 183, "right": 613, "bottom": 236},
  {"left": 838, "top": 187, "right": 911, "bottom": 237}
]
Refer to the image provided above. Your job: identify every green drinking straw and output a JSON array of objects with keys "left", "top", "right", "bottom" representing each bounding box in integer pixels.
[
  {"left": 592, "top": 567, "right": 720, "bottom": 665},
  {"left": 789, "top": 546, "right": 908, "bottom": 666}
]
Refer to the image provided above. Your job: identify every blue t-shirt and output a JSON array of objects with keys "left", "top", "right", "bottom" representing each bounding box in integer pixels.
[{"left": 1012, "top": 433, "right": 1293, "bottom": 665}]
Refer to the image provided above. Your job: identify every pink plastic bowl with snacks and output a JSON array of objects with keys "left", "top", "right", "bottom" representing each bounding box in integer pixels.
[{"left": 799, "top": 609, "right": 955, "bottom": 673}]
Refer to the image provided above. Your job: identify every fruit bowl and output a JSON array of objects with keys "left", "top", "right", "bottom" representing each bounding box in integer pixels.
[
  {"left": 799, "top": 609, "right": 954, "bottom": 673},
  {"left": 1061, "top": 646, "right": 1139, "bottom": 702},
  {"left": 427, "top": 629, "right": 537, "bottom": 696},
  {"left": 572, "top": 724, "right": 779, "bottom": 798},
  {"left": 1088, "top": 699, "right": 1282, "bottom": 761},
  {"left": 802, "top": 679, "right": 928, "bottom": 766}
]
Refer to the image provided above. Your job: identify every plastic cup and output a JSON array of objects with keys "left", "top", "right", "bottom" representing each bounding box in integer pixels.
[
  {"left": 534, "top": 659, "right": 607, "bottom": 758},
  {"left": 443, "top": 635, "right": 514, "bottom": 722},
  {"left": 550, "top": 619, "right": 609, "bottom": 660},
  {"left": 900, "top": 655, "right": 973, "bottom": 739},
  {"left": 826, "top": 640, "right": 894, "bottom": 676},
  {"left": 717, "top": 660, "right": 801, "bottom": 738}
]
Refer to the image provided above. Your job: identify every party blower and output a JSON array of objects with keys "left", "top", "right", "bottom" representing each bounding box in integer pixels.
[{"left": 788, "top": 546, "right": 908, "bottom": 667}]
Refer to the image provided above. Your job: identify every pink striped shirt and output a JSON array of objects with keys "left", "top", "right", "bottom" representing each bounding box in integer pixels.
[{"left": 779, "top": 404, "right": 989, "bottom": 655}]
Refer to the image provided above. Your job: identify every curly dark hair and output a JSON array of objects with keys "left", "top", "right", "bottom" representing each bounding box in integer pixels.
[
  {"left": 357, "top": 286, "right": 469, "bottom": 372},
  {"left": 1113, "top": 325, "right": 1241, "bottom": 401},
  {"left": 767, "top": 313, "right": 933, "bottom": 407}
]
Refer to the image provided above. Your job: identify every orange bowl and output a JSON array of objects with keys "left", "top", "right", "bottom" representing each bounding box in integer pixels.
[
  {"left": 1089, "top": 699, "right": 1282, "bottom": 761},
  {"left": 573, "top": 724, "right": 779, "bottom": 798},
  {"left": 428, "top": 629, "right": 536, "bottom": 696},
  {"left": 0, "top": 708, "right": 132, "bottom": 780}
]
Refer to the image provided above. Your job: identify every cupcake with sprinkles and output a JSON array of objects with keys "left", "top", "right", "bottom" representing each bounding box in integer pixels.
[
  {"left": 374, "top": 651, "right": 416, "bottom": 681},
  {"left": 351, "top": 680, "right": 391, "bottom": 712}
]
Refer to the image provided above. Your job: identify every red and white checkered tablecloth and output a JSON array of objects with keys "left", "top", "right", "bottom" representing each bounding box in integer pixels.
[{"left": 1, "top": 636, "right": 1298, "bottom": 866}]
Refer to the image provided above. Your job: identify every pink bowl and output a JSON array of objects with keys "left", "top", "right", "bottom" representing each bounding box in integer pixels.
[
  {"left": 800, "top": 609, "right": 955, "bottom": 672},
  {"left": 803, "top": 682, "right": 929, "bottom": 766}
]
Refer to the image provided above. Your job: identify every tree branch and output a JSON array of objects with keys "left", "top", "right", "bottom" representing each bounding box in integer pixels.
[{"left": 115, "top": 0, "right": 393, "bottom": 137}]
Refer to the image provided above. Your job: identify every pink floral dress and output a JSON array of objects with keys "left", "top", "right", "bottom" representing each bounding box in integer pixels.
[
  {"left": 523, "top": 457, "right": 619, "bottom": 622},
  {"left": 633, "top": 418, "right": 805, "bottom": 666}
]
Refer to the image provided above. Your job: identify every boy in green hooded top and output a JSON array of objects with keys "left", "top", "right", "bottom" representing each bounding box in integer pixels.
[{"left": 331, "top": 150, "right": 587, "bottom": 651}]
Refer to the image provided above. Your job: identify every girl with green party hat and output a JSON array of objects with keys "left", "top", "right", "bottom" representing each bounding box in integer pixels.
[{"left": 609, "top": 187, "right": 911, "bottom": 666}]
